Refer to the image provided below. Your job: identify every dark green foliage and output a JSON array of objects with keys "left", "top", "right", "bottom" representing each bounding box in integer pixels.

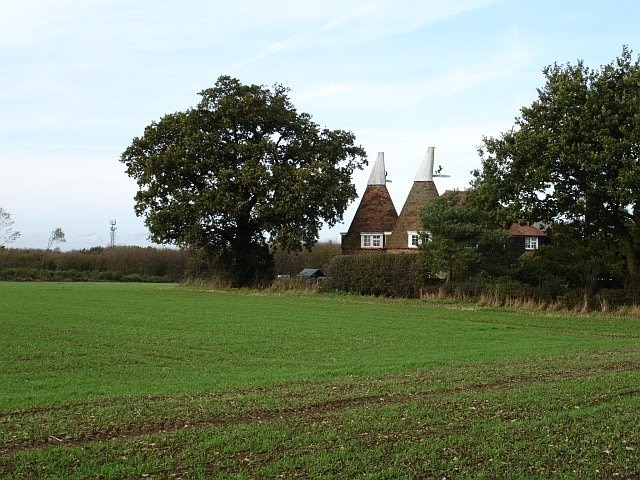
[
  {"left": 494, "top": 224, "right": 630, "bottom": 308},
  {"left": 420, "top": 191, "right": 513, "bottom": 282},
  {"left": 518, "top": 225, "right": 627, "bottom": 290},
  {"left": 121, "top": 76, "right": 367, "bottom": 287},
  {"left": 325, "top": 253, "right": 423, "bottom": 298},
  {"left": 475, "top": 47, "right": 640, "bottom": 280}
]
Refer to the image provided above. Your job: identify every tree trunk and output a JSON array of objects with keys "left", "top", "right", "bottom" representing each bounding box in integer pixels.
[
  {"left": 614, "top": 228, "right": 640, "bottom": 304},
  {"left": 616, "top": 230, "right": 639, "bottom": 279},
  {"left": 230, "top": 220, "right": 274, "bottom": 287}
]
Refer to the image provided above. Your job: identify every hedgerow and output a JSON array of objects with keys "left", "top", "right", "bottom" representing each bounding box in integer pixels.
[{"left": 325, "top": 253, "right": 424, "bottom": 298}]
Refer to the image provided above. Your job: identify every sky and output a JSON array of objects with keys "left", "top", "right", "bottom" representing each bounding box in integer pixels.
[{"left": 2, "top": 0, "right": 640, "bottom": 250}]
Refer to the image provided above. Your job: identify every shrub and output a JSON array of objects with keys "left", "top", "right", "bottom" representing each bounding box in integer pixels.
[{"left": 325, "top": 254, "right": 423, "bottom": 298}]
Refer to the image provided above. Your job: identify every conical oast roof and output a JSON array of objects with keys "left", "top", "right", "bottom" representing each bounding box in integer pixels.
[
  {"left": 341, "top": 153, "right": 398, "bottom": 254},
  {"left": 386, "top": 148, "right": 439, "bottom": 250}
]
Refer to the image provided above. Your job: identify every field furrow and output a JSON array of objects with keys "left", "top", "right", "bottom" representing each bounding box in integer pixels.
[{"left": 1, "top": 283, "right": 639, "bottom": 478}]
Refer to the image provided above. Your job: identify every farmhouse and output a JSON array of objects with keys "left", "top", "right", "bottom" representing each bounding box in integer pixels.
[
  {"left": 506, "top": 223, "right": 549, "bottom": 256},
  {"left": 341, "top": 147, "right": 548, "bottom": 255}
]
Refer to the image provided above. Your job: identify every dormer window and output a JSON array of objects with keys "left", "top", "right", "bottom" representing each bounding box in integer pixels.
[{"left": 361, "top": 233, "right": 384, "bottom": 249}]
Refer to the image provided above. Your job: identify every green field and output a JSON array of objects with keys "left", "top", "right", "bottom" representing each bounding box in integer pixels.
[{"left": 1, "top": 282, "right": 639, "bottom": 479}]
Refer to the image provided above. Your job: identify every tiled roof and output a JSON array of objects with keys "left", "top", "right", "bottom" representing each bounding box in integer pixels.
[
  {"left": 386, "top": 180, "right": 439, "bottom": 249},
  {"left": 507, "top": 223, "right": 546, "bottom": 236},
  {"left": 348, "top": 185, "right": 398, "bottom": 232},
  {"left": 341, "top": 184, "right": 398, "bottom": 254}
]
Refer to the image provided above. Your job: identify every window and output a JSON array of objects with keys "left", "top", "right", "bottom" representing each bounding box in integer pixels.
[
  {"left": 407, "top": 231, "right": 430, "bottom": 248},
  {"left": 524, "top": 236, "right": 539, "bottom": 250},
  {"left": 361, "top": 233, "right": 383, "bottom": 249},
  {"left": 408, "top": 231, "right": 420, "bottom": 248}
]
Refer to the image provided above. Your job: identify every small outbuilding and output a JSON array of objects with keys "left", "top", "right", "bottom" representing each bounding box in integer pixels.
[
  {"left": 298, "top": 268, "right": 325, "bottom": 278},
  {"left": 507, "top": 223, "right": 549, "bottom": 256}
]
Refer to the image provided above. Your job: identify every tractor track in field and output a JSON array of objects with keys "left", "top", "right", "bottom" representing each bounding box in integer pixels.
[{"left": 1, "top": 358, "right": 639, "bottom": 455}]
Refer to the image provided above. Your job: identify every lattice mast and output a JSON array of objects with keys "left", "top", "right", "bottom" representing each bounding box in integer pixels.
[{"left": 109, "top": 220, "right": 117, "bottom": 247}]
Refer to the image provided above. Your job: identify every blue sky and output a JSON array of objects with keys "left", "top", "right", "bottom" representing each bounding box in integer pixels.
[{"left": 2, "top": 0, "right": 640, "bottom": 250}]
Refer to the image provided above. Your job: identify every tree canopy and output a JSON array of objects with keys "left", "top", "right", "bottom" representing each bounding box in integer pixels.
[
  {"left": 474, "top": 47, "right": 640, "bottom": 280},
  {"left": 420, "top": 191, "right": 510, "bottom": 282},
  {"left": 121, "top": 76, "right": 367, "bottom": 286},
  {"left": 46, "top": 228, "right": 66, "bottom": 250}
]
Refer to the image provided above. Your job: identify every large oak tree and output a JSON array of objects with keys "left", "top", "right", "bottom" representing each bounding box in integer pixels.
[
  {"left": 121, "top": 76, "right": 366, "bottom": 286},
  {"left": 474, "top": 47, "right": 640, "bottom": 281}
]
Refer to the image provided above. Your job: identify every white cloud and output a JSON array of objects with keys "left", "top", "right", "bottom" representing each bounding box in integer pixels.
[
  {"left": 290, "top": 37, "right": 534, "bottom": 126},
  {"left": 217, "top": 0, "right": 500, "bottom": 73},
  {"left": 325, "top": 0, "right": 497, "bottom": 41}
]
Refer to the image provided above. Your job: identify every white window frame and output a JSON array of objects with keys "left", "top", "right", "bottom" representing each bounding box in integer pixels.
[
  {"left": 361, "top": 233, "right": 384, "bottom": 249},
  {"left": 408, "top": 231, "right": 421, "bottom": 248},
  {"left": 524, "top": 236, "right": 539, "bottom": 250},
  {"left": 407, "top": 231, "right": 430, "bottom": 248}
]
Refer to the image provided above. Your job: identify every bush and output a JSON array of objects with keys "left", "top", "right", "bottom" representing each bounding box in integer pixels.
[{"left": 325, "top": 254, "right": 423, "bottom": 298}]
